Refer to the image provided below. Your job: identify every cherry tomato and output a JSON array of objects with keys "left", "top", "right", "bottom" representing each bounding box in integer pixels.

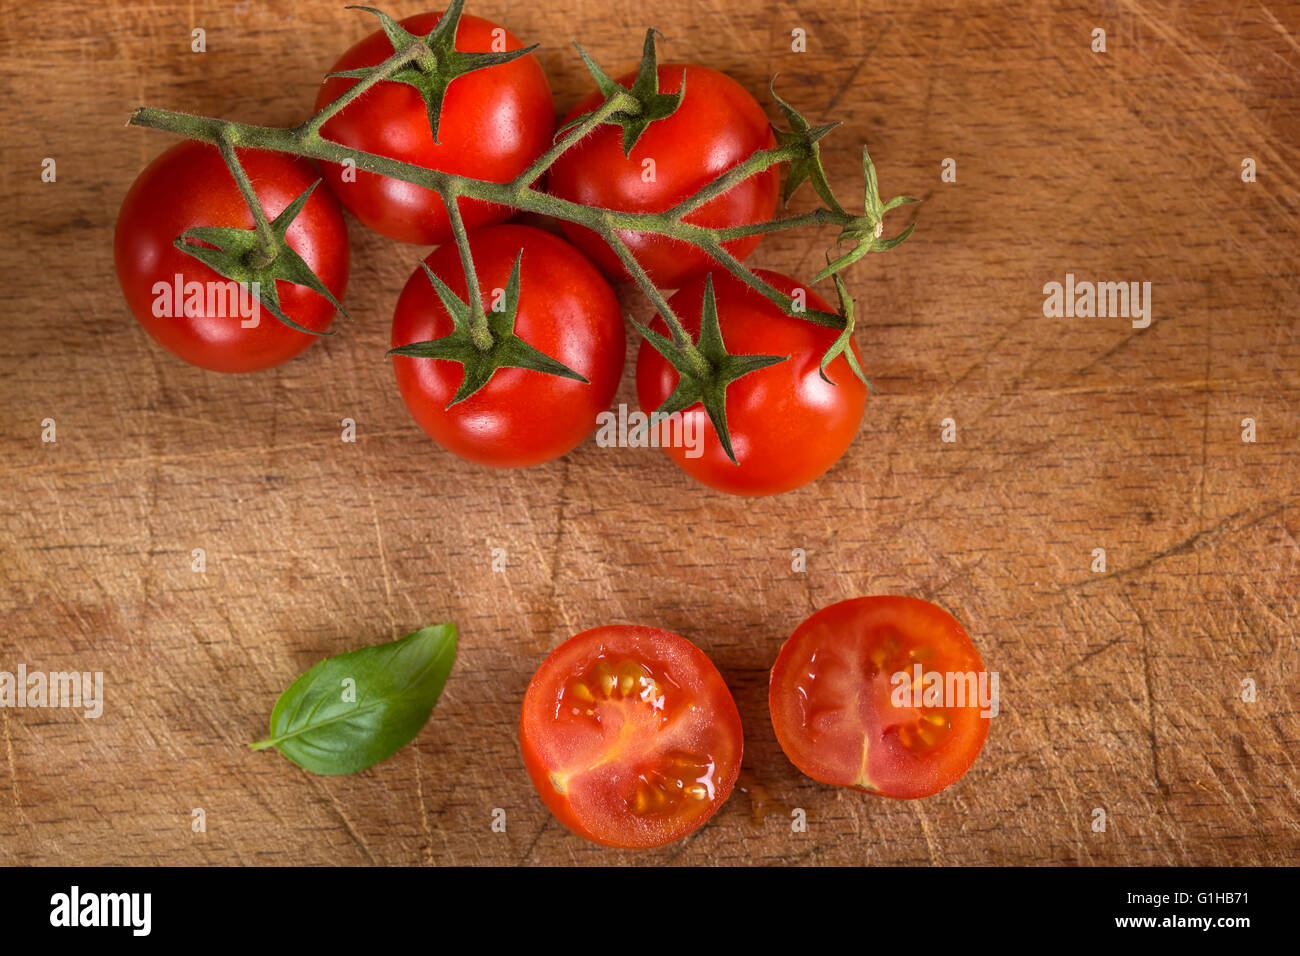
[
  {"left": 547, "top": 63, "right": 778, "bottom": 288},
  {"left": 114, "top": 140, "right": 349, "bottom": 373},
  {"left": 769, "top": 596, "right": 992, "bottom": 799},
  {"left": 314, "top": 11, "right": 554, "bottom": 245},
  {"left": 390, "top": 224, "right": 624, "bottom": 467},
  {"left": 520, "top": 625, "right": 743, "bottom": 848},
  {"left": 635, "top": 270, "right": 866, "bottom": 496}
]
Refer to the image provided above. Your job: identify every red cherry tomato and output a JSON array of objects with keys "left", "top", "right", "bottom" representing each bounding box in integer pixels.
[
  {"left": 769, "top": 596, "right": 992, "bottom": 799},
  {"left": 314, "top": 11, "right": 553, "bottom": 245},
  {"left": 520, "top": 625, "right": 743, "bottom": 848},
  {"left": 547, "top": 63, "right": 778, "bottom": 288},
  {"left": 114, "top": 140, "right": 349, "bottom": 373},
  {"left": 390, "top": 224, "right": 625, "bottom": 467},
  {"left": 635, "top": 270, "right": 867, "bottom": 495}
]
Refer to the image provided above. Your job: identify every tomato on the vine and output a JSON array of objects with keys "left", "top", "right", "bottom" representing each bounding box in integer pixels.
[
  {"left": 114, "top": 140, "right": 349, "bottom": 373},
  {"left": 314, "top": 11, "right": 554, "bottom": 245},
  {"left": 390, "top": 224, "right": 625, "bottom": 467},
  {"left": 635, "top": 270, "right": 867, "bottom": 496},
  {"left": 547, "top": 64, "right": 778, "bottom": 288},
  {"left": 520, "top": 625, "right": 743, "bottom": 848},
  {"left": 769, "top": 596, "right": 992, "bottom": 799}
]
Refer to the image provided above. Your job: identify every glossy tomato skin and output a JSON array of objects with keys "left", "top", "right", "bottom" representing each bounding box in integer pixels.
[
  {"left": 521, "top": 625, "right": 743, "bottom": 848},
  {"left": 635, "top": 270, "right": 867, "bottom": 496},
  {"left": 769, "top": 597, "right": 991, "bottom": 799},
  {"left": 114, "top": 140, "right": 349, "bottom": 373},
  {"left": 547, "top": 64, "right": 778, "bottom": 288},
  {"left": 314, "top": 12, "right": 553, "bottom": 245},
  {"left": 391, "top": 225, "right": 624, "bottom": 467}
]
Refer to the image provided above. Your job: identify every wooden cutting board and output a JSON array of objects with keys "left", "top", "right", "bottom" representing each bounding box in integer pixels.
[{"left": 2, "top": 0, "right": 1297, "bottom": 865}]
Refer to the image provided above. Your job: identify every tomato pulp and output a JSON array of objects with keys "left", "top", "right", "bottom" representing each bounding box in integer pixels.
[
  {"left": 521, "top": 625, "right": 743, "bottom": 848},
  {"left": 769, "top": 596, "right": 991, "bottom": 799}
]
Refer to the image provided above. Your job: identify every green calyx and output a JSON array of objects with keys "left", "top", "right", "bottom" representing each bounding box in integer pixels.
[
  {"left": 174, "top": 179, "right": 347, "bottom": 335},
  {"left": 330, "top": 2, "right": 539, "bottom": 144},
  {"left": 386, "top": 251, "right": 587, "bottom": 408},
  {"left": 816, "top": 147, "right": 918, "bottom": 281},
  {"left": 634, "top": 275, "right": 787, "bottom": 465},
  {"left": 565, "top": 29, "right": 684, "bottom": 156},
  {"left": 770, "top": 78, "right": 844, "bottom": 214}
]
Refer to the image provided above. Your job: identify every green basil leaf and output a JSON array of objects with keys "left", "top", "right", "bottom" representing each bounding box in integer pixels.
[{"left": 249, "top": 623, "right": 457, "bottom": 775}]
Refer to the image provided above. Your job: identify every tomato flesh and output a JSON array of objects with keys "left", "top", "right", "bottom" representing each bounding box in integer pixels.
[
  {"left": 769, "top": 597, "right": 991, "bottom": 799},
  {"left": 521, "top": 625, "right": 743, "bottom": 848}
]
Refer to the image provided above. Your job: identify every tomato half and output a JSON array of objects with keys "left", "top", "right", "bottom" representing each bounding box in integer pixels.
[
  {"left": 390, "top": 224, "right": 625, "bottom": 467},
  {"left": 769, "top": 597, "right": 992, "bottom": 799},
  {"left": 547, "top": 63, "right": 778, "bottom": 288},
  {"left": 315, "top": 11, "right": 554, "bottom": 245},
  {"left": 114, "top": 140, "right": 349, "bottom": 373},
  {"left": 635, "top": 270, "right": 867, "bottom": 496},
  {"left": 520, "top": 625, "right": 743, "bottom": 848}
]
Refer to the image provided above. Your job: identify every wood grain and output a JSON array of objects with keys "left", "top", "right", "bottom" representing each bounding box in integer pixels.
[{"left": 1, "top": 0, "right": 1297, "bottom": 865}]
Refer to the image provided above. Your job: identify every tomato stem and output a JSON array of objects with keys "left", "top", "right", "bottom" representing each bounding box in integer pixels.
[
  {"left": 602, "top": 229, "right": 710, "bottom": 379},
  {"left": 299, "top": 38, "right": 427, "bottom": 140},
  {"left": 700, "top": 239, "right": 844, "bottom": 330},
  {"left": 442, "top": 189, "right": 493, "bottom": 351},
  {"left": 215, "top": 133, "right": 279, "bottom": 267},
  {"left": 664, "top": 143, "right": 800, "bottom": 221},
  {"left": 510, "top": 92, "right": 635, "bottom": 193},
  {"left": 713, "top": 207, "right": 852, "bottom": 241}
]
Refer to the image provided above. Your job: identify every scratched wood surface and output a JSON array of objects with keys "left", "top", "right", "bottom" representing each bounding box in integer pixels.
[{"left": 1, "top": 0, "right": 1297, "bottom": 866}]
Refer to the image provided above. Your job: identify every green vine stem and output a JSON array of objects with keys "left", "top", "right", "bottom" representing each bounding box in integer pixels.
[
  {"left": 664, "top": 144, "right": 788, "bottom": 220},
  {"left": 511, "top": 91, "right": 636, "bottom": 191},
  {"left": 602, "top": 229, "right": 709, "bottom": 380},
  {"left": 215, "top": 135, "right": 279, "bottom": 268},
  {"left": 299, "top": 31, "right": 426, "bottom": 140},
  {"left": 441, "top": 185, "right": 492, "bottom": 349}
]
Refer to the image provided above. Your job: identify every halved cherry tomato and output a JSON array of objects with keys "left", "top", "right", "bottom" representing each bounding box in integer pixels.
[
  {"left": 520, "top": 625, "right": 743, "bottom": 848},
  {"left": 769, "top": 596, "right": 991, "bottom": 799}
]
